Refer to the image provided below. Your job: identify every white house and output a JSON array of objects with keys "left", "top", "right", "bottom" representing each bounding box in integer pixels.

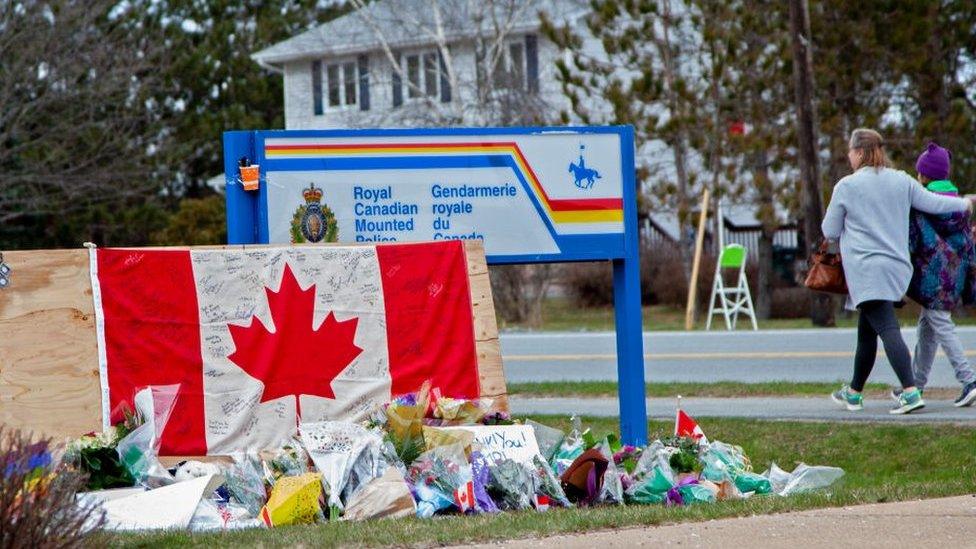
[{"left": 252, "top": 0, "right": 587, "bottom": 129}]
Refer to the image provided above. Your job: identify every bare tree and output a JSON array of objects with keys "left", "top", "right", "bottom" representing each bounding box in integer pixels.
[
  {"left": 345, "top": 0, "right": 560, "bottom": 326},
  {"left": 0, "top": 0, "right": 163, "bottom": 233},
  {"left": 346, "top": 0, "right": 552, "bottom": 127}
]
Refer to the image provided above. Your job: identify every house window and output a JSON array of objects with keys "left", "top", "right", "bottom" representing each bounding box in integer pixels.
[
  {"left": 343, "top": 63, "right": 356, "bottom": 105},
  {"left": 488, "top": 36, "right": 538, "bottom": 92},
  {"left": 423, "top": 52, "right": 438, "bottom": 97},
  {"left": 406, "top": 54, "right": 421, "bottom": 98},
  {"left": 401, "top": 50, "right": 441, "bottom": 100},
  {"left": 322, "top": 61, "right": 357, "bottom": 109},
  {"left": 493, "top": 41, "right": 526, "bottom": 89}
]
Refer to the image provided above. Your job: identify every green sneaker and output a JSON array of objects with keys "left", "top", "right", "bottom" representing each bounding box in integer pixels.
[
  {"left": 830, "top": 385, "right": 863, "bottom": 411},
  {"left": 890, "top": 387, "right": 923, "bottom": 403},
  {"left": 890, "top": 388, "right": 925, "bottom": 415}
]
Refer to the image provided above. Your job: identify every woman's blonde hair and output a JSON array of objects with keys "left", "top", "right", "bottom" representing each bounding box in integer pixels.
[{"left": 848, "top": 128, "right": 891, "bottom": 170}]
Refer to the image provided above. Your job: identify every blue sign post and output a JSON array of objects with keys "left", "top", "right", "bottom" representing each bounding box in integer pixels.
[{"left": 223, "top": 125, "right": 647, "bottom": 445}]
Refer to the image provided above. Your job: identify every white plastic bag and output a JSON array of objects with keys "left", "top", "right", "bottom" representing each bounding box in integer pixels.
[{"left": 764, "top": 462, "right": 844, "bottom": 496}]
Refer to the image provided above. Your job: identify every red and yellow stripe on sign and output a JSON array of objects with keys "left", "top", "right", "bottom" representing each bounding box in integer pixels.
[{"left": 264, "top": 142, "right": 623, "bottom": 224}]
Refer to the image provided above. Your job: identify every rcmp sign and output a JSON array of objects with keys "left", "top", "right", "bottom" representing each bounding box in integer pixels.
[
  {"left": 224, "top": 126, "right": 649, "bottom": 446},
  {"left": 243, "top": 127, "right": 633, "bottom": 264}
]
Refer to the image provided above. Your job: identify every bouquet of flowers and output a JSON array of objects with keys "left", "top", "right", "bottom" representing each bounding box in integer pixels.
[
  {"left": 486, "top": 458, "right": 533, "bottom": 511},
  {"left": 115, "top": 385, "right": 183, "bottom": 488},
  {"left": 430, "top": 389, "right": 493, "bottom": 425},
  {"left": 405, "top": 444, "right": 474, "bottom": 518},
  {"left": 526, "top": 420, "right": 565, "bottom": 462},
  {"left": 596, "top": 442, "right": 625, "bottom": 505},
  {"left": 469, "top": 451, "right": 499, "bottom": 513},
  {"left": 224, "top": 454, "right": 268, "bottom": 516},
  {"left": 261, "top": 440, "right": 309, "bottom": 488},
  {"left": 661, "top": 435, "right": 702, "bottom": 475},
  {"left": 530, "top": 455, "right": 571, "bottom": 508},
  {"left": 612, "top": 444, "right": 642, "bottom": 476},
  {"left": 64, "top": 402, "right": 142, "bottom": 490},
  {"left": 480, "top": 411, "right": 513, "bottom": 426},
  {"left": 64, "top": 429, "right": 135, "bottom": 490},
  {"left": 626, "top": 465, "right": 674, "bottom": 504},
  {"left": 384, "top": 383, "right": 431, "bottom": 466},
  {"left": 551, "top": 416, "right": 586, "bottom": 475},
  {"left": 299, "top": 421, "right": 387, "bottom": 513}
]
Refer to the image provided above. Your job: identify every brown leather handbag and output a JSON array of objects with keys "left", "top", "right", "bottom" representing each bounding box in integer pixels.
[{"left": 804, "top": 240, "right": 848, "bottom": 294}]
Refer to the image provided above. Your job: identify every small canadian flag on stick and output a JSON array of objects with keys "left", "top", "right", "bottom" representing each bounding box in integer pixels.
[
  {"left": 675, "top": 396, "right": 708, "bottom": 444},
  {"left": 454, "top": 481, "right": 475, "bottom": 513}
]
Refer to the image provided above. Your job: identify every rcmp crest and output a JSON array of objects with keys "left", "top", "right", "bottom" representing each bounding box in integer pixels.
[{"left": 291, "top": 183, "right": 338, "bottom": 243}]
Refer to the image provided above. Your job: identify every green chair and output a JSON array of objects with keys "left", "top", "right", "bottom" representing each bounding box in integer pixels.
[{"left": 706, "top": 244, "right": 757, "bottom": 331}]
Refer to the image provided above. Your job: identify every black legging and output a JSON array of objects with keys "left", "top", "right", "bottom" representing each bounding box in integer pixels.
[{"left": 851, "top": 300, "right": 915, "bottom": 391}]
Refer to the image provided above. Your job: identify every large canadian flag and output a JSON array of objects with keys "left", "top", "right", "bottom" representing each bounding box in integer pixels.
[{"left": 90, "top": 241, "right": 480, "bottom": 455}]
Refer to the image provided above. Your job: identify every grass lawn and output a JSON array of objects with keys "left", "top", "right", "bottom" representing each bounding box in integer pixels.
[
  {"left": 106, "top": 416, "right": 976, "bottom": 548},
  {"left": 501, "top": 298, "right": 976, "bottom": 332},
  {"left": 507, "top": 381, "right": 960, "bottom": 401}
]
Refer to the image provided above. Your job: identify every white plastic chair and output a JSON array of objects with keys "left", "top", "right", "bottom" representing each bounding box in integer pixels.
[{"left": 706, "top": 244, "right": 758, "bottom": 331}]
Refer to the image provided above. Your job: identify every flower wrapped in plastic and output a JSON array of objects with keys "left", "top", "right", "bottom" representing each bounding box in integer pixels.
[
  {"left": 260, "top": 439, "right": 309, "bottom": 488},
  {"left": 486, "top": 458, "right": 533, "bottom": 511},
  {"left": 405, "top": 443, "right": 475, "bottom": 518},
  {"left": 431, "top": 388, "right": 493, "bottom": 425},
  {"left": 530, "top": 455, "right": 571, "bottom": 508},
  {"left": 626, "top": 465, "right": 673, "bottom": 504},
  {"left": 551, "top": 415, "right": 586, "bottom": 476},
  {"left": 629, "top": 440, "right": 676, "bottom": 486},
  {"left": 480, "top": 410, "right": 513, "bottom": 426},
  {"left": 422, "top": 426, "right": 474, "bottom": 457},
  {"left": 224, "top": 454, "right": 268, "bottom": 516},
  {"left": 115, "top": 385, "right": 180, "bottom": 489},
  {"left": 469, "top": 451, "right": 500, "bottom": 513},
  {"left": 299, "top": 421, "right": 387, "bottom": 514},
  {"left": 596, "top": 441, "right": 625, "bottom": 505},
  {"left": 385, "top": 382, "right": 431, "bottom": 465},
  {"left": 697, "top": 440, "right": 770, "bottom": 495},
  {"left": 526, "top": 420, "right": 565, "bottom": 462},
  {"left": 699, "top": 440, "right": 750, "bottom": 483}
]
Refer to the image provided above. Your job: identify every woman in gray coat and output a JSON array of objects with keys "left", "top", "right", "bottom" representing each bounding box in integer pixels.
[{"left": 823, "top": 128, "right": 974, "bottom": 414}]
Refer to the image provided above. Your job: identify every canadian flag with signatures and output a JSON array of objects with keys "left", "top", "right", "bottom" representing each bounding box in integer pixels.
[{"left": 90, "top": 241, "right": 480, "bottom": 455}]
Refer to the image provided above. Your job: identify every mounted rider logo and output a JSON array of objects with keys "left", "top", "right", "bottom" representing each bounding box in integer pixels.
[{"left": 568, "top": 144, "right": 601, "bottom": 190}]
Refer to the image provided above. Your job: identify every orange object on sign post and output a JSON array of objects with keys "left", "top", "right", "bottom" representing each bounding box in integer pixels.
[{"left": 240, "top": 164, "right": 260, "bottom": 191}]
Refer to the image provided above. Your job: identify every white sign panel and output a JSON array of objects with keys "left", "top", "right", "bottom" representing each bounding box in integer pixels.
[
  {"left": 261, "top": 131, "right": 627, "bottom": 260},
  {"left": 441, "top": 424, "right": 543, "bottom": 465}
]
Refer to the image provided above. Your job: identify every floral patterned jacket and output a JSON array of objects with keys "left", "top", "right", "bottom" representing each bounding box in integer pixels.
[{"left": 907, "top": 181, "right": 976, "bottom": 310}]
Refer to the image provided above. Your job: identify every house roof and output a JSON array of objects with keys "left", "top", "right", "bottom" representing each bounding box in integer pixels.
[{"left": 252, "top": 0, "right": 586, "bottom": 67}]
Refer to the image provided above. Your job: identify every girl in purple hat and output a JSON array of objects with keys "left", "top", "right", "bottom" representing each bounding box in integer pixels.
[
  {"left": 823, "top": 129, "right": 975, "bottom": 414},
  {"left": 896, "top": 142, "right": 976, "bottom": 407}
]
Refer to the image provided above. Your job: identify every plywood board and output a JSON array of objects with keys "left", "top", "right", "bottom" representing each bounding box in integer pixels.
[{"left": 0, "top": 242, "right": 507, "bottom": 442}]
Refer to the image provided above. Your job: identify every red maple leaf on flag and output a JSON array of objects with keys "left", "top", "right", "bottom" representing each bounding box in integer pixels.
[{"left": 227, "top": 263, "right": 363, "bottom": 419}]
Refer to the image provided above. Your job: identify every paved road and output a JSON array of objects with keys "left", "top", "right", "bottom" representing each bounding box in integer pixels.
[
  {"left": 462, "top": 495, "right": 976, "bottom": 548},
  {"left": 510, "top": 396, "right": 976, "bottom": 423},
  {"left": 500, "top": 327, "right": 976, "bottom": 388}
]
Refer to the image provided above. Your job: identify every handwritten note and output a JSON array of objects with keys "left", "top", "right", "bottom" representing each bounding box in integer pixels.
[{"left": 441, "top": 425, "right": 543, "bottom": 465}]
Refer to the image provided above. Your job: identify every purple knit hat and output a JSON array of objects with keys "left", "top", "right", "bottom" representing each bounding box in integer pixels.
[{"left": 916, "top": 142, "right": 951, "bottom": 180}]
